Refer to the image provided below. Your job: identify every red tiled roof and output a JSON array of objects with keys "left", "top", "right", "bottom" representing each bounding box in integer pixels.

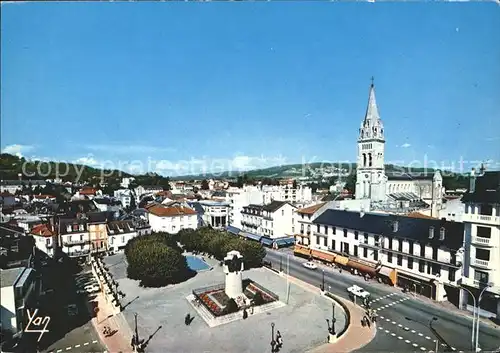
[
  {"left": 148, "top": 205, "right": 197, "bottom": 217},
  {"left": 406, "top": 212, "right": 436, "bottom": 220},
  {"left": 34, "top": 194, "right": 55, "bottom": 199},
  {"left": 0, "top": 191, "right": 14, "bottom": 197},
  {"left": 297, "top": 202, "right": 326, "bottom": 215},
  {"left": 79, "top": 188, "right": 98, "bottom": 195},
  {"left": 31, "top": 223, "right": 55, "bottom": 237}
]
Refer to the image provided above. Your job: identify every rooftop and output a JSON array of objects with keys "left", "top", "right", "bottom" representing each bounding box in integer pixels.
[
  {"left": 148, "top": 204, "right": 197, "bottom": 217},
  {"left": 0, "top": 267, "right": 25, "bottom": 288},
  {"left": 297, "top": 202, "right": 326, "bottom": 215}
]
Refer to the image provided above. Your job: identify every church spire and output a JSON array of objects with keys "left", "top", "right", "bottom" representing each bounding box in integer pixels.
[{"left": 359, "top": 77, "right": 384, "bottom": 141}]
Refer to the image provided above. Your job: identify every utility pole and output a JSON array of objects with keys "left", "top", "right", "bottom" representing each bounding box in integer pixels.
[{"left": 286, "top": 254, "right": 290, "bottom": 304}]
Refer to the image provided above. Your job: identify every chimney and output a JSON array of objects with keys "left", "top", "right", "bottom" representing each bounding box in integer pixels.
[{"left": 469, "top": 168, "right": 476, "bottom": 193}]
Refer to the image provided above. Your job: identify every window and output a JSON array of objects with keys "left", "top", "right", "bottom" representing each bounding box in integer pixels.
[
  {"left": 477, "top": 226, "right": 492, "bottom": 238},
  {"left": 398, "top": 240, "right": 403, "bottom": 252},
  {"left": 420, "top": 244, "right": 426, "bottom": 257},
  {"left": 317, "top": 224, "right": 320, "bottom": 233},
  {"left": 324, "top": 226, "right": 328, "bottom": 235},
  {"left": 343, "top": 229, "right": 347, "bottom": 237},
  {"left": 300, "top": 225, "right": 304, "bottom": 233},
  {"left": 387, "top": 252, "right": 393, "bottom": 263},
  {"left": 397, "top": 254, "right": 402, "bottom": 266},
  {"left": 474, "top": 270, "right": 489, "bottom": 284},
  {"left": 432, "top": 264, "right": 441, "bottom": 276},
  {"left": 432, "top": 247, "right": 438, "bottom": 260},
  {"left": 323, "top": 237, "right": 327, "bottom": 247},
  {"left": 439, "top": 227, "right": 445, "bottom": 241},
  {"left": 45, "top": 238, "right": 51, "bottom": 246},
  {"left": 316, "top": 236, "right": 320, "bottom": 245},
  {"left": 109, "top": 237, "right": 114, "bottom": 245},
  {"left": 121, "top": 236, "right": 125, "bottom": 244},
  {"left": 393, "top": 221, "right": 399, "bottom": 232},
  {"left": 374, "top": 235, "right": 379, "bottom": 245},
  {"left": 307, "top": 225, "right": 311, "bottom": 233},
  {"left": 331, "top": 239, "right": 336, "bottom": 251},
  {"left": 373, "top": 250, "right": 378, "bottom": 261},
  {"left": 480, "top": 203, "right": 493, "bottom": 216},
  {"left": 448, "top": 268, "right": 456, "bottom": 282},
  {"left": 80, "top": 234, "right": 83, "bottom": 241},
  {"left": 343, "top": 243, "right": 350, "bottom": 255},
  {"left": 354, "top": 245, "right": 358, "bottom": 257},
  {"left": 363, "top": 247, "right": 368, "bottom": 258},
  {"left": 407, "top": 257, "right": 413, "bottom": 269},
  {"left": 388, "top": 238, "right": 393, "bottom": 249},
  {"left": 418, "top": 260, "right": 425, "bottom": 273},
  {"left": 475, "top": 248, "right": 490, "bottom": 261},
  {"left": 429, "top": 227, "right": 434, "bottom": 239},
  {"left": 332, "top": 227, "right": 336, "bottom": 235},
  {"left": 354, "top": 231, "right": 359, "bottom": 240},
  {"left": 409, "top": 242, "right": 414, "bottom": 255}
]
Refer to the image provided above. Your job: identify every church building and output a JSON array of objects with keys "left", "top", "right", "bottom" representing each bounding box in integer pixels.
[{"left": 355, "top": 79, "right": 444, "bottom": 216}]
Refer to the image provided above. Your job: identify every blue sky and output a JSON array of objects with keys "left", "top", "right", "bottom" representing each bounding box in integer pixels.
[{"left": 1, "top": 2, "right": 499, "bottom": 176}]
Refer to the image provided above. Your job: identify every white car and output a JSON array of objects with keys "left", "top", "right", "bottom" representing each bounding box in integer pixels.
[
  {"left": 84, "top": 285, "right": 100, "bottom": 294},
  {"left": 302, "top": 261, "right": 318, "bottom": 270},
  {"left": 347, "top": 285, "right": 370, "bottom": 299}
]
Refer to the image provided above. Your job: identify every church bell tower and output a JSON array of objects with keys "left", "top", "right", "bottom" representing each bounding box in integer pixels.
[{"left": 355, "top": 78, "right": 387, "bottom": 202}]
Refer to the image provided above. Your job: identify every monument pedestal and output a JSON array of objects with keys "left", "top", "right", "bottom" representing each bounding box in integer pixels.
[
  {"left": 223, "top": 251, "right": 244, "bottom": 299},
  {"left": 328, "top": 333, "right": 338, "bottom": 343}
]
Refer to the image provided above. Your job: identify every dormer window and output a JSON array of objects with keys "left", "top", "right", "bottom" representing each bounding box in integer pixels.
[
  {"left": 393, "top": 221, "right": 399, "bottom": 232},
  {"left": 429, "top": 226, "right": 435, "bottom": 239},
  {"left": 439, "top": 227, "right": 446, "bottom": 241}
]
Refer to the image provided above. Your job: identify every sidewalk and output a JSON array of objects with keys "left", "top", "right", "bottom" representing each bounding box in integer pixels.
[
  {"left": 89, "top": 291, "right": 134, "bottom": 353},
  {"left": 273, "top": 270, "right": 376, "bottom": 353}
]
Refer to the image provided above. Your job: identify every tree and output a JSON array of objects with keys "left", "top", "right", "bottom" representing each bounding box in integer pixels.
[
  {"left": 224, "top": 298, "right": 239, "bottom": 314},
  {"left": 344, "top": 172, "right": 357, "bottom": 194},
  {"left": 201, "top": 179, "right": 210, "bottom": 190},
  {"left": 125, "top": 235, "right": 194, "bottom": 287}
]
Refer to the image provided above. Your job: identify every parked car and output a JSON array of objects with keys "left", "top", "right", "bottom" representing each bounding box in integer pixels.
[
  {"left": 302, "top": 261, "right": 318, "bottom": 270},
  {"left": 347, "top": 285, "right": 370, "bottom": 299}
]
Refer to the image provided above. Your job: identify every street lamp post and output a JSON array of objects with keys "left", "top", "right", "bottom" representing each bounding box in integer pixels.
[
  {"left": 460, "top": 286, "right": 477, "bottom": 350},
  {"left": 321, "top": 270, "right": 325, "bottom": 291},
  {"left": 406, "top": 316, "right": 449, "bottom": 353},
  {"left": 330, "top": 303, "right": 336, "bottom": 335},
  {"left": 279, "top": 255, "right": 283, "bottom": 272},
  {"left": 475, "top": 284, "right": 493, "bottom": 353},
  {"left": 270, "top": 322, "right": 276, "bottom": 353},
  {"left": 429, "top": 317, "right": 439, "bottom": 353}
]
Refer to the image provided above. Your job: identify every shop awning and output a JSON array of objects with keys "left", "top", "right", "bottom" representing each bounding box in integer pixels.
[
  {"left": 334, "top": 255, "right": 349, "bottom": 266},
  {"left": 311, "top": 249, "right": 335, "bottom": 263},
  {"left": 398, "top": 271, "right": 432, "bottom": 284},
  {"left": 226, "top": 225, "right": 241, "bottom": 235},
  {"left": 377, "top": 266, "right": 398, "bottom": 286},
  {"left": 241, "top": 232, "right": 262, "bottom": 242},
  {"left": 260, "top": 237, "right": 274, "bottom": 246},
  {"left": 294, "top": 245, "right": 311, "bottom": 256},
  {"left": 274, "top": 237, "right": 295, "bottom": 247},
  {"left": 346, "top": 259, "right": 377, "bottom": 276}
]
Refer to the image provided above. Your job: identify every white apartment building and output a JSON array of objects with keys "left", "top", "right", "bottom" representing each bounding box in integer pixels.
[
  {"left": 261, "top": 184, "right": 313, "bottom": 204},
  {"left": 135, "top": 185, "right": 163, "bottom": 199},
  {"left": 59, "top": 218, "right": 91, "bottom": 258},
  {"left": 148, "top": 204, "right": 198, "bottom": 234},
  {"left": 114, "top": 189, "right": 133, "bottom": 208},
  {"left": 310, "top": 209, "right": 464, "bottom": 303},
  {"left": 1, "top": 267, "right": 37, "bottom": 338},
  {"left": 439, "top": 197, "right": 465, "bottom": 223},
  {"left": 241, "top": 201, "right": 297, "bottom": 241},
  {"left": 295, "top": 202, "right": 327, "bottom": 246},
  {"left": 226, "top": 186, "right": 264, "bottom": 229},
  {"left": 30, "top": 223, "right": 57, "bottom": 257},
  {"left": 460, "top": 170, "right": 500, "bottom": 320},
  {"left": 107, "top": 220, "right": 138, "bottom": 253}
]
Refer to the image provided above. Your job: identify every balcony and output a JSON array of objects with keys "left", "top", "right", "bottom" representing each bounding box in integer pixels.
[
  {"left": 63, "top": 239, "right": 89, "bottom": 246},
  {"left": 463, "top": 213, "right": 500, "bottom": 226},
  {"left": 471, "top": 236, "right": 491, "bottom": 246},
  {"left": 471, "top": 258, "right": 491, "bottom": 269},
  {"left": 68, "top": 249, "right": 90, "bottom": 257}
]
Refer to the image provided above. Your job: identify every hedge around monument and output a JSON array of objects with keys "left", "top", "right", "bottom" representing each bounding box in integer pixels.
[
  {"left": 125, "top": 234, "right": 195, "bottom": 287},
  {"left": 177, "top": 227, "right": 266, "bottom": 269}
]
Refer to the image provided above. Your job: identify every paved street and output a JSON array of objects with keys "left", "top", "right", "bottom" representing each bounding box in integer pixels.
[
  {"left": 38, "top": 263, "right": 105, "bottom": 353},
  {"left": 265, "top": 249, "right": 500, "bottom": 353}
]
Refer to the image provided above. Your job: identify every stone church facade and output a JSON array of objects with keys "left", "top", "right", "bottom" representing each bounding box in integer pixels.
[{"left": 355, "top": 79, "right": 444, "bottom": 217}]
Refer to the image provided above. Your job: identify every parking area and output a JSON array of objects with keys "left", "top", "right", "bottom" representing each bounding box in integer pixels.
[{"left": 104, "top": 253, "right": 346, "bottom": 353}]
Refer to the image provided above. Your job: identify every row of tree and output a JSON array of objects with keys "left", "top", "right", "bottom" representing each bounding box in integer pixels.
[
  {"left": 125, "top": 233, "right": 195, "bottom": 287},
  {"left": 177, "top": 227, "right": 266, "bottom": 269}
]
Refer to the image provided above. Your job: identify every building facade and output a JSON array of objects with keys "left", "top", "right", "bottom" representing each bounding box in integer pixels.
[
  {"left": 241, "top": 201, "right": 297, "bottom": 239},
  {"left": 58, "top": 218, "right": 91, "bottom": 258},
  {"left": 30, "top": 223, "right": 57, "bottom": 257},
  {"left": 460, "top": 170, "right": 500, "bottom": 320},
  {"left": 311, "top": 209, "right": 464, "bottom": 302},
  {"left": 148, "top": 204, "right": 198, "bottom": 233}
]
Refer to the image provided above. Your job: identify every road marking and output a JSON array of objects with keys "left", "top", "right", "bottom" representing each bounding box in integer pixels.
[
  {"left": 405, "top": 340, "right": 411, "bottom": 343},
  {"left": 75, "top": 345, "right": 80, "bottom": 348},
  {"left": 92, "top": 340, "right": 98, "bottom": 344},
  {"left": 391, "top": 333, "right": 396, "bottom": 336},
  {"left": 386, "top": 318, "right": 391, "bottom": 322},
  {"left": 398, "top": 324, "right": 403, "bottom": 327},
  {"left": 378, "top": 326, "right": 384, "bottom": 330},
  {"left": 418, "top": 333, "right": 424, "bottom": 336},
  {"left": 411, "top": 330, "right": 416, "bottom": 333},
  {"left": 413, "top": 343, "right": 419, "bottom": 347},
  {"left": 420, "top": 347, "right": 427, "bottom": 351},
  {"left": 398, "top": 336, "right": 403, "bottom": 340},
  {"left": 83, "top": 342, "right": 89, "bottom": 346},
  {"left": 66, "top": 348, "right": 72, "bottom": 351},
  {"left": 404, "top": 327, "right": 410, "bottom": 331},
  {"left": 380, "top": 315, "right": 384, "bottom": 319},
  {"left": 441, "top": 344, "right": 447, "bottom": 347},
  {"left": 385, "top": 329, "right": 390, "bottom": 333},
  {"left": 426, "top": 336, "right": 431, "bottom": 340},
  {"left": 391, "top": 321, "right": 396, "bottom": 324},
  {"left": 57, "top": 350, "right": 62, "bottom": 353}
]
